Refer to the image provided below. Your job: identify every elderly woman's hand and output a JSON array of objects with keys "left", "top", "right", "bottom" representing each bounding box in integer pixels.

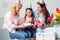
[{"left": 13, "top": 24, "right": 26, "bottom": 30}]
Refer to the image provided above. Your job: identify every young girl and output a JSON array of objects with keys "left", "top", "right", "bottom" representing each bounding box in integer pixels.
[
  {"left": 3, "top": 3, "right": 27, "bottom": 40},
  {"left": 22, "top": 8, "right": 36, "bottom": 39},
  {"left": 34, "top": 0, "right": 50, "bottom": 33}
]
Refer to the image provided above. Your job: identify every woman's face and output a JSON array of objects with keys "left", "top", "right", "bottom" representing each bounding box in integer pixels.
[
  {"left": 11, "top": 4, "right": 22, "bottom": 16},
  {"left": 26, "top": 10, "right": 32, "bottom": 17},
  {"left": 15, "top": 4, "right": 22, "bottom": 14},
  {"left": 37, "top": 4, "right": 43, "bottom": 13},
  {"left": 11, "top": 7, "right": 16, "bottom": 15}
]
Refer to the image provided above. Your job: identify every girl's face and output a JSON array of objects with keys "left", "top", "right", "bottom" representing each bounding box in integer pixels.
[
  {"left": 37, "top": 4, "right": 43, "bottom": 13},
  {"left": 26, "top": 9, "right": 32, "bottom": 17}
]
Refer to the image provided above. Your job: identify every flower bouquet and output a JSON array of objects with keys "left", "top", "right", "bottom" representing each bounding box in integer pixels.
[
  {"left": 48, "top": 8, "right": 60, "bottom": 27},
  {"left": 55, "top": 8, "right": 60, "bottom": 24}
]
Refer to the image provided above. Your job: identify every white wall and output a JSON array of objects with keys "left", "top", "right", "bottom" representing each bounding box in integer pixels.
[{"left": 0, "top": 0, "right": 60, "bottom": 18}]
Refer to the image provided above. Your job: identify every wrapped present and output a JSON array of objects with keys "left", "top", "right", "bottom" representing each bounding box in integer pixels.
[
  {"left": 36, "top": 32, "right": 55, "bottom": 40},
  {"left": 36, "top": 32, "right": 44, "bottom": 40},
  {"left": 44, "top": 27, "right": 56, "bottom": 33},
  {"left": 23, "top": 22, "right": 32, "bottom": 27},
  {"left": 44, "top": 32, "right": 55, "bottom": 40},
  {"left": 55, "top": 26, "right": 60, "bottom": 38},
  {"left": 34, "top": 20, "right": 44, "bottom": 28}
]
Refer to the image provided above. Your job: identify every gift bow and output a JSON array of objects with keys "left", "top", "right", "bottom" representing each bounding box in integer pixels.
[{"left": 34, "top": 20, "right": 44, "bottom": 28}]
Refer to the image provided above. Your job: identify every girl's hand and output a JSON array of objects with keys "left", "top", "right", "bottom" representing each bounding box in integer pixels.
[
  {"left": 33, "top": 21, "right": 37, "bottom": 27},
  {"left": 32, "top": 24, "right": 36, "bottom": 28}
]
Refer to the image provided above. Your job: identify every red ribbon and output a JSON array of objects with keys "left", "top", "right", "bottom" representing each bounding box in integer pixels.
[{"left": 34, "top": 20, "right": 44, "bottom": 28}]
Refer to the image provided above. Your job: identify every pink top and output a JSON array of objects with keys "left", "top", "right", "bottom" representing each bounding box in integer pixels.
[{"left": 22, "top": 17, "right": 33, "bottom": 23}]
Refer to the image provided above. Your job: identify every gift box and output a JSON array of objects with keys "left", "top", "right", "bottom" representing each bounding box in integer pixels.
[
  {"left": 23, "top": 22, "right": 32, "bottom": 27},
  {"left": 36, "top": 32, "right": 44, "bottom": 40},
  {"left": 55, "top": 26, "right": 60, "bottom": 38},
  {"left": 34, "top": 20, "right": 44, "bottom": 28},
  {"left": 44, "top": 32, "right": 55, "bottom": 40},
  {"left": 44, "top": 27, "right": 56, "bottom": 33},
  {"left": 36, "top": 32, "right": 55, "bottom": 40}
]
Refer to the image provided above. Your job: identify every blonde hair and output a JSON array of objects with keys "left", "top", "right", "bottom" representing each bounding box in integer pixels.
[{"left": 10, "top": 3, "right": 22, "bottom": 12}]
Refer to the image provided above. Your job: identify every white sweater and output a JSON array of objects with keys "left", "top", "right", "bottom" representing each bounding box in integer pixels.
[{"left": 3, "top": 11, "right": 20, "bottom": 33}]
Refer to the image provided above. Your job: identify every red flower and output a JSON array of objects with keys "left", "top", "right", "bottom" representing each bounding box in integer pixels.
[
  {"left": 48, "top": 14, "right": 54, "bottom": 22},
  {"left": 56, "top": 8, "right": 60, "bottom": 13}
]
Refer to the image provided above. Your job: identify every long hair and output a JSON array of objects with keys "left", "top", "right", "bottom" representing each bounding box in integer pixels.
[
  {"left": 37, "top": 2, "right": 50, "bottom": 24},
  {"left": 24, "top": 8, "right": 34, "bottom": 23}
]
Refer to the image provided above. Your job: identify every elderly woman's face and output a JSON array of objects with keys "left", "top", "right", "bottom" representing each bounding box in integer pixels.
[
  {"left": 11, "top": 3, "right": 22, "bottom": 16},
  {"left": 16, "top": 4, "right": 22, "bottom": 13},
  {"left": 15, "top": 4, "right": 22, "bottom": 14},
  {"left": 11, "top": 7, "right": 16, "bottom": 14}
]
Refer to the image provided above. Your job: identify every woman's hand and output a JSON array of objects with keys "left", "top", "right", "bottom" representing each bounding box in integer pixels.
[{"left": 13, "top": 24, "right": 26, "bottom": 30}]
